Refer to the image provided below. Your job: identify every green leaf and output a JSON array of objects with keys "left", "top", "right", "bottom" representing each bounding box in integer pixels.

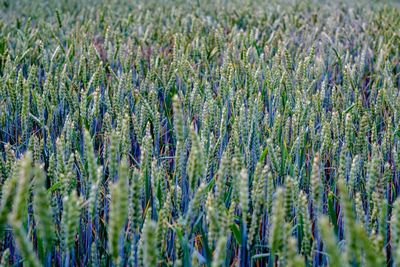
[
  {"left": 328, "top": 191, "right": 339, "bottom": 236},
  {"left": 230, "top": 223, "right": 241, "bottom": 244}
]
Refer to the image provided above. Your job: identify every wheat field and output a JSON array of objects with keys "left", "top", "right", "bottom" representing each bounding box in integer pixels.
[{"left": 0, "top": 0, "right": 399, "bottom": 266}]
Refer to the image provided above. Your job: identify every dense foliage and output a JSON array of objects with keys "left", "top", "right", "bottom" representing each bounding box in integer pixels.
[{"left": 0, "top": 0, "right": 400, "bottom": 266}]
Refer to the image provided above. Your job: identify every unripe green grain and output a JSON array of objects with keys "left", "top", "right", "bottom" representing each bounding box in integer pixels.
[
  {"left": 239, "top": 168, "right": 249, "bottom": 226},
  {"left": 0, "top": 167, "right": 18, "bottom": 234},
  {"left": 84, "top": 129, "right": 98, "bottom": 184},
  {"left": 143, "top": 219, "right": 158, "bottom": 267},
  {"left": 318, "top": 216, "right": 345, "bottom": 267},
  {"left": 0, "top": 248, "right": 10, "bottom": 267},
  {"left": 270, "top": 187, "right": 285, "bottom": 258},
  {"left": 12, "top": 152, "right": 32, "bottom": 223},
  {"left": 108, "top": 158, "right": 129, "bottom": 264},
  {"left": 211, "top": 236, "right": 227, "bottom": 267},
  {"left": 9, "top": 218, "right": 41, "bottom": 267},
  {"left": 188, "top": 125, "right": 205, "bottom": 194},
  {"left": 33, "top": 165, "right": 55, "bottom": 251},
  {"left": 311, "top": 153, "right": 321, "bottom": 214},
  {"left": 62, "top": 191, "right": 81, "bottom": 250}
]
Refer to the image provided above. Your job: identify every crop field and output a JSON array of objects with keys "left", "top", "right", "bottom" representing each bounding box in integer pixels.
[{"left": 0, "top": 0, "right": 399, "bottom": 266}]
